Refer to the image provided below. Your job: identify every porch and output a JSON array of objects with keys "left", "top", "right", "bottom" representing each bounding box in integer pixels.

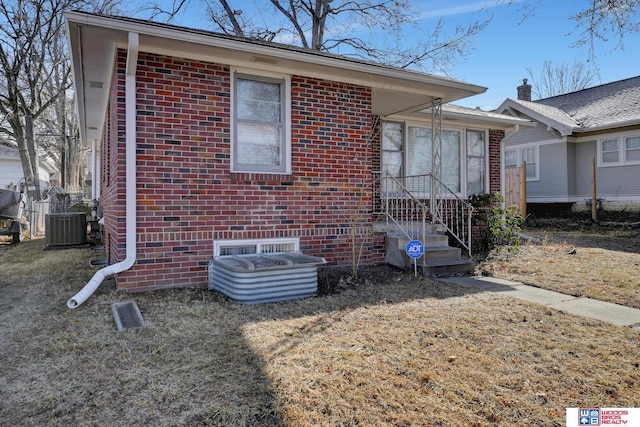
[{"left": 372, "top": 172, "right": 475, "bottom": 276}]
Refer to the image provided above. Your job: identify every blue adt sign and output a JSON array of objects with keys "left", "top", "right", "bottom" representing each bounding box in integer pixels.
[{"left": 405, "top": 240, "right": 424, "bottom": 259}]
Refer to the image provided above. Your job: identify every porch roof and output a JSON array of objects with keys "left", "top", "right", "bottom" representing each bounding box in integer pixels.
[{"left": 65, "top": 11, "right": 487, "bottom": 146}]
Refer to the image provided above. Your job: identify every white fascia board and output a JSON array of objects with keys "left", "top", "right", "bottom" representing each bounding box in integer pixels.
[{"left": 496, "top": 99, "right": 574, "bottom": 136}]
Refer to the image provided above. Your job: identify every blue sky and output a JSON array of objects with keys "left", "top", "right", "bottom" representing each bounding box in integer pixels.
[
  {"left": 433, "top": 0, "right": 640, "bottom": 109},
  {"left": 137, "top": 0, "right": 640, "bottom": 110}
]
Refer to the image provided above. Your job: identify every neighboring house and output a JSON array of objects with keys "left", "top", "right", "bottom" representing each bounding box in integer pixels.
[
  {"left": 0, "top": 140, "right": 58, "bottom": 196},
  {"left": 496, "top": 77, "right": 640, "bottom": 212},
  {"left": 66, "top": 11, "right": 530, "bottom": 294}
]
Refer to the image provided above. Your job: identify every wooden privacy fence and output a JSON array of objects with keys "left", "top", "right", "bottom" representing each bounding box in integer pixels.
[{"left": 504, "top": 161, "right": 527, "bottom": 217}]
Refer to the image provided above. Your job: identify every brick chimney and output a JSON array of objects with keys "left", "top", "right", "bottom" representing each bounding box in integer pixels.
[{"left": 517, "top": 78, "right": 531, "bottom": 101}]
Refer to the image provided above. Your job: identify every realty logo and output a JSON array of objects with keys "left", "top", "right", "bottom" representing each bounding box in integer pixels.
[{"left": 579, "top": 408, "right": 601, "bottom": 426}]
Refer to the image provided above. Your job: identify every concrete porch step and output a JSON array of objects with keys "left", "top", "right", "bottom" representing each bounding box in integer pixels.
[
  {"left": 422, "top": 259, "right": 475, "bottom": 277},
  {"left": 384, "top": 233, "right": 474, "bottom": 278},
  {"left": 390, "top": 233, "right": 449, "bottom": 248},
  {"left": 373, "top": 221, "right": 445, "bottom": 235}
]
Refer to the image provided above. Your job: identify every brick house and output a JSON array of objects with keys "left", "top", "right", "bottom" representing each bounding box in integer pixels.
[{"left": 65, "top": 12, "right": 529, "bottom": 305}]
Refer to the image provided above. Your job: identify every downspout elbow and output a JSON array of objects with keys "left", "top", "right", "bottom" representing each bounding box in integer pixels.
[{"left": 67, "top": 256, "right": 135, "bottom": 308}]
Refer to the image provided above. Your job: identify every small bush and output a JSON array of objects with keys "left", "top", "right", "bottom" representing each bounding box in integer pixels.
[{"left": 470, "top": 193, "right": 524, "bottom": 253}]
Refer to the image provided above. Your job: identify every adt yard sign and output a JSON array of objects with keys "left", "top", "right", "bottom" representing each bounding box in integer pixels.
[{"left": 405, "top": 240, "right": 424, "bottom": 259}]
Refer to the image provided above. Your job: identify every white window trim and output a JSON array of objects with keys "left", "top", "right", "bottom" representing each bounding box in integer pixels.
[
  {"left": 598, "top": 134, "right": 640, "bottom": 167},
  {"left": 504, "top": 143, "right": 540, "bottom": 181},
  {"left": 465, "top": 129, "right": 489, "bottom": 196},
  {"left": 230, "top": 67, "right": 292, "bottom": 174},
  {"left": 214, "top": 237, "right": 300, "bottom": 257},
  {"left": 380, "top": 120, "right": 490, "bottom": 197},
  {"left": 597, "top": 137, "right": 622, "bottom": 167},
  {"left": 626, "top": 136, "right": 640, "bottom": 165}
]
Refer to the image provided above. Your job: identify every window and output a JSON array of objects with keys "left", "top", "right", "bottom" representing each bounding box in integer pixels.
[
  {"left": 381, "top": 122, "right": 403, "bottom": 178},
  {"left": 505, "top": 150, "right": 518, "bottom": 168},
  {"left": 521, "top": 147, "right": 537, "bottom": 179},
  {"left": 232, "top": 71, "right": 290, "bottom": 173},
  {"left": 599, "top": 135, "right": 640, "bottom": 166},
  {"left": 625, "top": 136, "right": 640, "bottom": 163},
  {"left": 406, "top": 127, "right": 460, "bottom": 193},
  {"left": 380, "top": 122, "right": 484, "bottom": 196},
  {"left": 466, "top": 130, "right": 486, "bottom": 195},
  {"left": 505, "top": 145, "right": 539, "bottom": 181},
  {"left": 600, "top": 138, "right": 620, "bottom": 165}
]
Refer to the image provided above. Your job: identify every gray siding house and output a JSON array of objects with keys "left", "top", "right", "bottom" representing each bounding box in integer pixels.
[{"left": 496, "top": 76, "right": 640, "bottom": 212}]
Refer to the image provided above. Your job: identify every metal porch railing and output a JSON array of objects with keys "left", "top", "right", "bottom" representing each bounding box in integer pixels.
[
  {"left": 374, "top": 171, "right": 474, "bottom": 256},
  {"left": 376, "top": 171, "right": 428, "bottom": 241}
]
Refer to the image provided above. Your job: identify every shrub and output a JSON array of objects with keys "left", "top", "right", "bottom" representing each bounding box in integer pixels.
[{"left": 470, "top": 193, "right": 524, "bottom": 253}]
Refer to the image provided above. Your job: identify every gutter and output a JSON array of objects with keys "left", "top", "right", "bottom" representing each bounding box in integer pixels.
[{"left": 68, "top": 32, "right": 139, "bottom": 308}]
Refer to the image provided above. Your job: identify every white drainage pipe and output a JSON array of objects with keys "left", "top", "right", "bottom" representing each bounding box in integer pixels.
[{"left": 68, "top": 32, "right": 139, "bottom": 309}]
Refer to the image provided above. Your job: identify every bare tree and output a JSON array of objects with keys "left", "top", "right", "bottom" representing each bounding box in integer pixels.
[
  {"left": 148, "top": 0, "right": 524, "bottom": 72},
  {"left": 526, "top": 60, "right": 598, "bottom": 99},
  {"left": 0, "top": 0, "right": 71, "bottom": 200},
  {"left": 571, "top": 0, "right": 640, "bottom": 60},
  {"left": 0, "top": 0, "right": 120, "bottom": 200}
]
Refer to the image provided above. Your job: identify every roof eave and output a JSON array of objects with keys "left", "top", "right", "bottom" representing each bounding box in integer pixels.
[
  {"left": 65, "top": 11, "right": 487, "bottom": 147},
  {"left": 496, "top": 99, "right": 574, "bottom": 136},
  {"left": 64, "top": 11, "right": 486, "bottom": 98},
  {"left": 573, "top": 119, "right": 640, "bottom": 134}
]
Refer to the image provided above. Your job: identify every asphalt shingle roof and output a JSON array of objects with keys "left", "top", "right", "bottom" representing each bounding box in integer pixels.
[{"left": 535, "top": 75, "right": 640, "bottom": 130}]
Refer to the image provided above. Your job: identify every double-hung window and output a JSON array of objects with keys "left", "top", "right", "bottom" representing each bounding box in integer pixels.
[
  {"left": 232, "top": 71, "right": 290, "bottom": 174},
  {"left": 599, "top": 138, "right": 620, "bottom": 166},
  {"left": 626, "top": 136, "right": 640, "bottom": 163},
  {"left": 598, "top": 135, "right": 640, "bottom": 166},
  {"left": 466, "top": 130, "right": 486, "bottom": 195},
  {"left": 505, "top": 145, "right": 539, "bottom": 181}
]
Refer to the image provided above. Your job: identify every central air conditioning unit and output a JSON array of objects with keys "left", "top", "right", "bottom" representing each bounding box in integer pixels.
[{"left": 45, "top": 213, "right": 87, "bottom": 248}]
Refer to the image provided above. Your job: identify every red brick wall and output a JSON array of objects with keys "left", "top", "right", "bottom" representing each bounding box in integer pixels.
[
  {"left": 105, "top": 51, "right": 385, "bottom": 292},
  {"left": 489, "top": 129, "right": 504, "bottom": 193}
]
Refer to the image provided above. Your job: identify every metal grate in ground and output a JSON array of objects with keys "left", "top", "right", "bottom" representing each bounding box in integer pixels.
[{"left": 111, "top": 301, "right": 144, "bottom": 331}]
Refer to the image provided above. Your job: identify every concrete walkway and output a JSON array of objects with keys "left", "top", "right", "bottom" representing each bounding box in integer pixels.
[{"left": 440, "top": 276, "right": 640, "bottom": 329}]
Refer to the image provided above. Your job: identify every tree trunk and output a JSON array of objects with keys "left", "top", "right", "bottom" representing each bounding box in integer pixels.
[{"left": 23, "top": 113, "right": 42, "bottom": 200}]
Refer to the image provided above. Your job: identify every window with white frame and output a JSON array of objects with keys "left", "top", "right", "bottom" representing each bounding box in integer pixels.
[
  {"left": 405, "top": 126, "right": 460, "bottom": 193},
  {"left": 381, "top": 121, "right": 403, "bottom": 178},
  {"left": 466, "top": 130, "right": 486, "bottom": 195},
  {"left": 598, "top": 135, "right": 640, "bottom": 166},
  {"left": 625, "top": 136, "right": 640, "bottom": 163},
  {"left": 600, "top": 138, "right": 620, "bottom": 165},
  {"left": 505, "top": 145, "right": 539, "bottom": 181},
  {"left": 232, "top": 71, "right": 291, "bottom": 173},
  {"left": 380, "top": 122, "right": 486, "bottom": 196}
]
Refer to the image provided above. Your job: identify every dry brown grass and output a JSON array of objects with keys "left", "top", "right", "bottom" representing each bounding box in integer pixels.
[
  {"left": 478, "top": 228, "right": 640, "bottom": 309},
  {"left": 1, "top": 236, "right": 639, "bottom": 426}
]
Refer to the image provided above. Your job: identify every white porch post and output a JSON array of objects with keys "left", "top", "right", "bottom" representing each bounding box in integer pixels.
[{"left": 430, "top": 97, "right": 442, "bottom": 219}]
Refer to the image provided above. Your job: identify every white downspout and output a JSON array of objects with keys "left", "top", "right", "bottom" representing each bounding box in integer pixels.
[
  {"left": 68, "top": 32, "right": 139, "bottom": 308},
  {"left": 91, "top": 139, "right": 99, "bottom": 200}
]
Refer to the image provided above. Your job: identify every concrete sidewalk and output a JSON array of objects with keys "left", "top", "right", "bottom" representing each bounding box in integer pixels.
[{"left": 440, "top": 276, "right": 640, "bottom": 329}]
